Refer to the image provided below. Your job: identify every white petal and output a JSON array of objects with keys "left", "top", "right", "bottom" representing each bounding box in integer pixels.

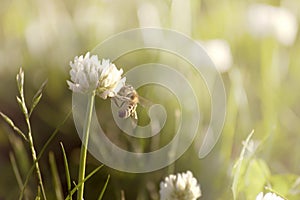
[
  {"left": 256, "top": 192, "right": 264, "bottom": 200},
  {"left": 113, "top": 77, "right": 126, "bottom": 94}
]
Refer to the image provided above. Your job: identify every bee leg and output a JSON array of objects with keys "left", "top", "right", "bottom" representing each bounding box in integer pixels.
[
  {"left": 131, "top": 112, "right": 138, "bottom": 127},
  {"left": 132, "top": 111, "right": 138, "bottom": 120}
]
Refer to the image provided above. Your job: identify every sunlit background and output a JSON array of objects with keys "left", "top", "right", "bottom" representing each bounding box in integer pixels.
[{"left": 0, "top": 0, "right": 300, "bottom": 199}]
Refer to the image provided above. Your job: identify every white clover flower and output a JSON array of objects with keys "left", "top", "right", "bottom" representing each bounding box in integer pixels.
[
  {"left": 247, "top": 4, "right": 298, "bottom": 46},
  {"left": 96, "top": 59, "right": 126, "bottom": 99},
  {"left": 256, "top": 192, "right": 284, "bottom": 200},
  {"left": 67, "top": 52, "right": 126, "bottom": 99},
  {"left": 159, "top": 171, "right": 201, "bottom": 200},
  {"left": 201, "top": 39, "right": 233, "bottom": 73}
]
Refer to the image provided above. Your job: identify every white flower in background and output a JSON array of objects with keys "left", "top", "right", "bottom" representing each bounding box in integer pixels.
[
  {"left": 247, "top": 4, "right": 298, "bottom": 46},
  {"left": 256, "top": 192, "right": 284, "bottom": 200},
  {"left": 137, "top": 2, "right": 161, "bottom": 27},
  {"left": 201, "top": 39, "right": 233, "bottom": 73},
  {"left": 67, "top": 52, "right": 126, "bottom": 99},
  {"left": 159, "top": 171, "right": 201, "bottom": 200}
]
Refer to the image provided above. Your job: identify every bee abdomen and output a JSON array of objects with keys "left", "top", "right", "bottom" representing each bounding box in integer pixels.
[
  {"left": 118, "top": 109, "right": 128, "bottom": 118},
  {"left": 118, "top": 104, "right": 137, "bottom": 119}
]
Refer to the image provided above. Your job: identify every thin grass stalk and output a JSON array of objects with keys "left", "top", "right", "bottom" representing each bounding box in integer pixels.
[
  {"left": 19, "top": 110, "right": 71, "bottom": 200},
  {"left": 60, "top": 142, "right": 72, "bottom": 200},
  {"left": 49, "top": 152, "right": 64, "bottom": 200},
  {"left": 16, "top": 68, "right": 47, "bottom": 200},
  {"left": 9, "top": 152, "right": 24, "bottom": 191}
]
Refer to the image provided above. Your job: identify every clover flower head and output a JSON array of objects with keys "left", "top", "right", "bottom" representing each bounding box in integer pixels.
[
  {"left": 201, "top": 39, "right": 233, "bottom": 73},
  {"left": 96, "top": 59, "right": 126, "bottom": 99},
  {"left": 159, "top": 171, "right": 201, "bottom": 200},
  {"left": 67, "top": 52, "right": 126, "bottom": 99},
  {"left": 247, "top": 4, "right": 298, "bottom": 46},
  {"left": 256, "top": 192, "right": 284, "bottom": 200}
]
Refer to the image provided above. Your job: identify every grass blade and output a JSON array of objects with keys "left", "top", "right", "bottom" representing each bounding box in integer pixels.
[
  {"left": 19, "top": 110, "right": 72, "bottom": 200},
  {"left": 49, "top": 152, "right": 64, "bottom": 200},
  {"left": 97, "top": 175, "right": 110, "bottom": 200},
  {"left": 0, "top": 111, "right": 28, "bottom": 142},
  {"left": 29, "top": 79, "right": 48, "bottom": 117},
  {"left": 60, "top": 142, "right": 72, "bottom": 200},
  {"left": 7, "top": 133, "right": 31, "bottom": 180},
  {"left": 9, "top": 152, "right": 24, "bottom": 191},
  {"left": 231, "top": 130, "right": 254, "bottom": 200},
  {"left": 65, "top": 165, "right": 104, "bottom": 200}
]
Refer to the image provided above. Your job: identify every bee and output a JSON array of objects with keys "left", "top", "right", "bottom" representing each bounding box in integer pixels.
[
  {"left": 112, "top": 84, "right": 152, "bottom": 122},
  {"left": 113, "top": 85, "right": 139, "bottom": 120}
]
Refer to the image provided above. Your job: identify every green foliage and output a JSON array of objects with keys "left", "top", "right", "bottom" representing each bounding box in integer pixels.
[
  {"left": 65, "top": 165, "right": 104, "bottom": 200},
  {"left": 97, "top": 175, "right": 110, "bottom": 200},
  {"left": 0, "top": 112, "right": 28, "bottom": 142},
  {"left": 49, "top": 152, "right": 64, "bottom": 200},
  {"left": 29, "top": 80, "right": 48, "bottom": 117},
  {"left": 9, "top": 152, "right": 24, "bottom": 192},
  {"left": 231, "top": 131, "right": 300, "bottom": 200},
  {"left": 269, "top": 174, "right": 300, "bottom": 199},
  {"left": 60, "top": 143, "right": 72, "bottom": 200},
  {"left": 0, "top": 0, "right": 300, "bottom": 199},
  {"left": 232, "top": 156, "right": 271, "bottom": 199},
  {"left": 0, "top": 69, "right": 109, "bottom": 200}
]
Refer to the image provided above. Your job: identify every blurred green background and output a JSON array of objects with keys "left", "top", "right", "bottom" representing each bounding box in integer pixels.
[{"left": 0, "top": 0, "right": 300, "bottom": 199}]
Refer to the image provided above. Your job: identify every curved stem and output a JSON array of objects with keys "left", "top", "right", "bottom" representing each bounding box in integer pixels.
[{"left": 77, "top": 92, "right": 95, "bottom": 200}]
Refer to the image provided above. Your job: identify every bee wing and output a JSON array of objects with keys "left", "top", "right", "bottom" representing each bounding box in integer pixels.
[
  {"left": 112, "top": 95, "right": 131, "bottom": 108},
  {"left": 138, "top": 95, "right": 154, "bottom": 108}
]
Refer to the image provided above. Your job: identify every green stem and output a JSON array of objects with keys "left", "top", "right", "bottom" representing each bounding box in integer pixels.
[
  {"left": 260, "top": 39, "right": 278, "bottom": 140},
  {"left": 16, "top": 68, "right": 47, "bottom": 199},
  {"left": 25, "top": 115, "right": 47, "bottom": 200},
  {"left": 77, "top": 92, "right": 95, "bottom": 200},
  {"left": 20, "top": 89, "right": 47, "bottom": 199}
]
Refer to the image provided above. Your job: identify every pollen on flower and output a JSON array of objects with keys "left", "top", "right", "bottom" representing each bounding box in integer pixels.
[
  {"left": 67, "top": 52, "right": 126, "bottom": 99},
  {"left": 159, "top": 171, "right": 201, "bottom": 200}
]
